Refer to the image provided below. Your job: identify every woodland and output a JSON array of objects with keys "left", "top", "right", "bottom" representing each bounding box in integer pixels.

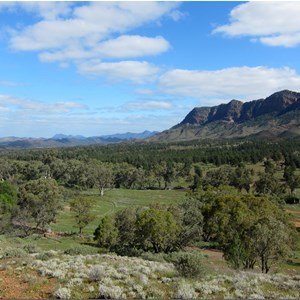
[{"left": 0, "top": 139, "right": 299, "bottom": 299}]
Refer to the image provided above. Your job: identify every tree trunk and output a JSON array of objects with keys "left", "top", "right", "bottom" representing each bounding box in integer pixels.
[{"left": 100, "top": 187, "right": 104, "bottom": 197}]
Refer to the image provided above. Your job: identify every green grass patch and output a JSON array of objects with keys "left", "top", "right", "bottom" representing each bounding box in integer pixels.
[{"left": 51, "top": 188, "right": 186, "bottom": 235}]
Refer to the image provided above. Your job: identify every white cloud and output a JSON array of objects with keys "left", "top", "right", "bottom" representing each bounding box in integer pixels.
[
  {"left": 213, "top": 2, "right": 300, "bottom": 47},
  {"left": 78, "top": 60, "right": 159, "bottom": 84},
  {"left": 0, "top": 94, "right": 87, "bottom": 115},
  {"left": 6, "top": 2, "right": 179, "bottom": 83},
  {"left": 0, "top": 2, "right": 72, "bottom": 20},
  {"left": 159, "top": 66, "right": 300, "bottom": 101},
  {"left": 95, "top": 35, "right": 170, "bottom": 59},
  {"left": 126, "top": 100, "right": 173, "bottom": 110},
  {"left": 39, "top": 35, "right": 170, "bottom": 62},
  {"left": 10, "top": 2, "right": 178, "bottom": 53}
]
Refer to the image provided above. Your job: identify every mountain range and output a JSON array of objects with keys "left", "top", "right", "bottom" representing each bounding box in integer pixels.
[
  {"left": 149, "top": 90, "right": 300, "bottom": 142},
  {"left": 0, "top": 131, "right": 158, "bottom": 149},
  {"left": 1, "top": 90, "right": 300, "bottom": 149}
]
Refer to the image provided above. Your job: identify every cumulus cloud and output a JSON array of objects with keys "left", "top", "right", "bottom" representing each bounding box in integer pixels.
[
  {"left": 159, "top": 66, "right": 300, "bottom": 101},
  {"left": 9, "top": 2, "right": 178, "bottom": 55},
  {"left": 78, "top": 60, "right": 159, "bottom": 84},
  {"left": 39, "top": 35, "right": 170, "bottom": 62},
  {"left": 213, "top": 2, "right": 300, "bottom": 47},
  {"left": 4, "top": 2, "right": 180, "bottom": 83}
]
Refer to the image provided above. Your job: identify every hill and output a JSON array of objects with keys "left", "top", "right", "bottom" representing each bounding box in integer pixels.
[
  {"left": 0, "top": 131, "right": 159, "bottom": 149},
  {"left": 149, "top": 90, "right": 300, "bottom": 142}
]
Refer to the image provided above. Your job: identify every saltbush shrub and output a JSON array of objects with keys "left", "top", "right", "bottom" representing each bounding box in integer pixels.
[
  {"left": 168, "top": 251, "right": 206, "bottom": 278},
  {"left": 1, "top": 247, "right": 27, "bottom": 258},
  {"left": 23, "top": 244, "right": 41, "bottom": 254},
  {"left": 64, "top": 245, "right": 98, "bottom": 256},
  {"left": 54, "top": 287, "right": 71, "bottom": 299}
]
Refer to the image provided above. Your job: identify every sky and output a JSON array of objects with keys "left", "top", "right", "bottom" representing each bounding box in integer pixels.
[{"left": 1, "top": 1, "right": 300, "bottom": 138}]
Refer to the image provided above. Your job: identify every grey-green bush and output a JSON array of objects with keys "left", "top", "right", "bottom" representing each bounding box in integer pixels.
[{"left": 168, "top": 251, "right": 206, "bottom": 278}]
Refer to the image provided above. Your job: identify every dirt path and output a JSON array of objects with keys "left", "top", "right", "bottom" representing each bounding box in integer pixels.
[{"left": 0, "top": 269, "right": 57, "bottom": 299}]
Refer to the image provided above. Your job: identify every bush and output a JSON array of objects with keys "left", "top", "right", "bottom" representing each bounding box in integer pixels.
[
  {"left": 23, "top": 244, "right": 41, "bottom": 254},
  {"left": 1, "top": 247, "right": 27, "bottom": 258},
  {"left": 168, "top": 251, "right": 206, "bottom": 278},
  {"left": 64, "top": 245, "right": 98, "bottom": 256},
  {"left": 140, "top": 251, "right": 167, "bottom": 263},
  {"left": 54, "top": 287, "right": 71, "bottom": 299},
  {"left": 35, "top": 250, "right": 58, "bottom": 261},
  {"left": 89, "top": 265, "right": 105, "bottom": 282}
]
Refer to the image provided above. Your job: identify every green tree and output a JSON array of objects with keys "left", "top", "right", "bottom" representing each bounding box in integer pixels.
[
  {"left": 0, "top": 181, "right": 17, "bottom": 232},
  {"left": 264, "top": 159, "right": 275, "bottom": 175},
  {"left": 190, "top": 166, "right": 203, "bottom": 191},
  {"left": 17, "top": 178, "right": 62, "bottom": 229},
  {"left": 70, "top": 196, "right": 96, "bottom": 234},
  {"left": 255, "top": 172, "right": 285, "bottom": 195},
  {"left": 283, "top": 165, "right": 300, "bottom": 195},
  {"left": 249, "top": 217, "right": 293, "bottom": 273},
  {"left": 95, "top": 163, "right": 114, "bottom": 196},
  {"left": 94, "top": 215, "right": 118, "bottom": 250},
  {"left": 114, "top": 207, "right": 138, "bottom": 254},
  {"left": 231, "top": 165, "right": 252, "bottom": 192},
  {"left": 0, "top": 181, "right": 17, "bottom": 210},
  {"left": 178, "top": 197, "right": 203, "bottom": 247},
  {"left": 136, "top": 208, "right": 180, "bottom": 253}
]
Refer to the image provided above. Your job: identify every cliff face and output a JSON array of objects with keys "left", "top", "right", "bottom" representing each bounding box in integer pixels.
[
  {"left": 150, "top": 90, "right": 300, "bottom": 142},
  {"left": 180, "top": 90, "right": 300, "bottom": 126}
]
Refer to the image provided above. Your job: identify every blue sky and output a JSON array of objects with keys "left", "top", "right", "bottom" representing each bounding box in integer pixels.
[{"left": 1, "top": 1, "right": 300, "bottom": 138}]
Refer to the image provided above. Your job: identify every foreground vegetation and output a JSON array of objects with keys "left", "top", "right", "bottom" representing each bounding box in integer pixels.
[{"left": 0, "top": 139, "right": 300, "bottom": 298}]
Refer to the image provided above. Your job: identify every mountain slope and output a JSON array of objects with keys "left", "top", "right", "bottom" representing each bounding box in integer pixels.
[
  {"left": 150, "top": 90, "right": 300, "bottom": 142},
  {"left": 0, "top": 131, "right": 159, "bottom": 149}
]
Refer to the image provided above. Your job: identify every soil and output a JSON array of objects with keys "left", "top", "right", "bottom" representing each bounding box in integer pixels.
[{"left": 0, "top": 269, "right": 57, "bottom": 299}]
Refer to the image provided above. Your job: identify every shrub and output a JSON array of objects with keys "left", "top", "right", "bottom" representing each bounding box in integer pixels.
[
  {"left": 35, "top": 250, "right": 58, "bottom": 261},
  {"left": 64, "top": 245, "right": 98, "bottom": 256},
  {"left": 89, "top": 265, "right": 105, "bottom": 282},
  {"left": 139, "top": 251, "right": 167, "bottom": 263},
  {"left": 176, "top": 282, "right": 198, "bottom": 299},
  {"left": 23, "top": 244, "right": 41, "bottom": 254},
  {"left": 54, "top": 287, "right": 72, "bottom": 299},
  {"left": 168, "top": 251, "right": 206, "bottom": 278},
  {"left": 1, "top": 247, "right": 27, "bottom": 258},
  {"left": 98, "top": 285, "right": 123, "bottom": 299}
]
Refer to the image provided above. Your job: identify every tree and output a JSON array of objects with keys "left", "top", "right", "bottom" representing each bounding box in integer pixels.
[
  {"left": 0, "top": 181, "right": 17, "bottom": 210},
  {"left": 255, "top": 172, "right": 285, "bottom": 195},
  {"left": 0, "top": 181, "right": 17, "bottom": 232},
  {"left": 249, "top": 217, "right": 293, "bottom": 273},
  {"left": 94, "top": 215, "right": 118, "bottom": 250},
  {"left": 114, "top": 207, "right": 138, "bottom": 254},
  {"left": 264, "top": 159, "right": 275, "bottom": 175},
  {"left": 178, "top": 197, "right": 203, "bottom": 247},
  {"left": 190, "top": 166, "right": 203, "bottom": 191},
  {"left": 95, "top": 163, "right": 114, "bottom": 196},
  {"left": 70, "top": 196, "right": 96, "bottom": 234},
  {"left": 17, "top": 178, "right": 62, "bottom": 230},
  {"left": 231, "top": 165, "right": 252, "bottom": 192},
  {"left": 190, "top": 187, "right": 295, "bottom": 272},
  {"left": 135, "top": 208, "right": 180, "bottom": 253},
  {"left": 284, "top": 165, "right": 300, "bottom": 195}
]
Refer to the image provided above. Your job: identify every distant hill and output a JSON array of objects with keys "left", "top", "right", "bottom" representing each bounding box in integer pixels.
[
  {"left": 0, "top": 131, "right": 159, "bottom": 149},
  {"left": 99, "top": 130, "right": 159, "bottom": 140},
  {"left": 149, "top": 90, "right": 300, "bottom": 142}
]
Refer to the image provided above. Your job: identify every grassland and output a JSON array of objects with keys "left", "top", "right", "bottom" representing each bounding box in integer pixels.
[{"left": 51, "top": 189, "right": 186, "bottom": 235}]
